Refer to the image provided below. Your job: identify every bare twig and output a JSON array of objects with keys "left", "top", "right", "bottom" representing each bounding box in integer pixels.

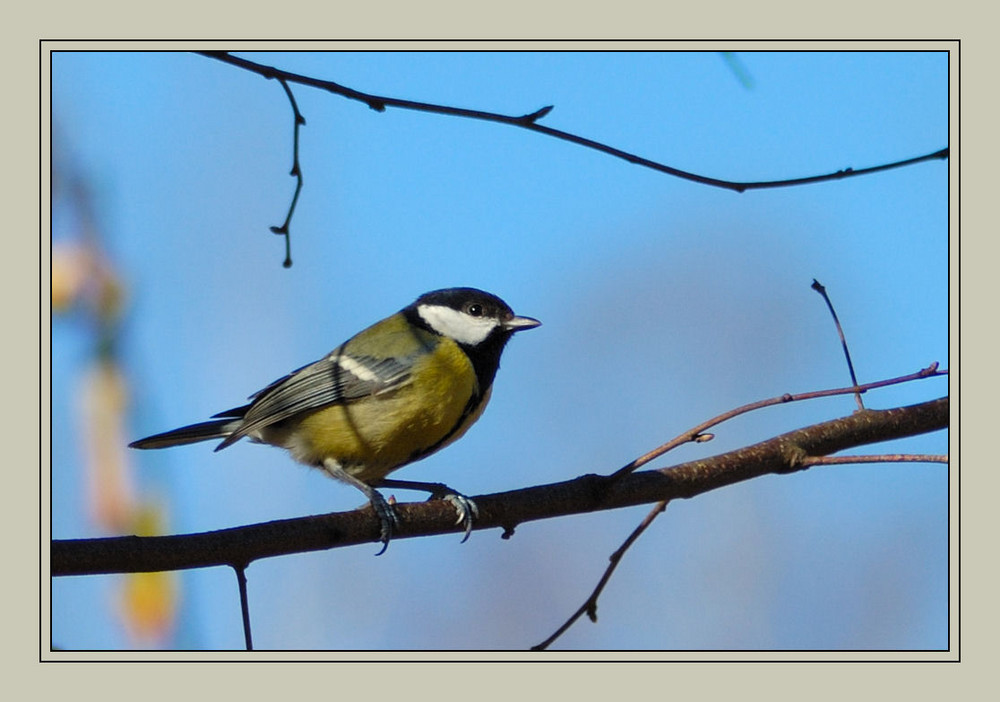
[
  {"left": 196, "top": 51, "right": 947, "bottom": 194},
  {"left": 612, "top": 362, "right": 945, "bottom": 480},
  {"left": 233, "top": 563, "right": 253, "bottom": 650},
  {"left": 268, "top": 76, "right": 305, "bottom": 268},
  {"left": 537, "top": 447, "right": 948, "bottom": 650},
  {"left": 812, "top": 279, "right": 863, "bottom": 409},
  {"left": 529, "top": 272, "right": 944, "bottom": 653},
  {"left": 536, "top": 362, "right": 946, "bottom": 649},
  {"left": 800, "top": 454, "right": 947, "bottom": 466},
  {"left": 532, "top": 499, "right": 669, "bottom": 651},
  {"left": 533, "top": 451, "right": 946, "bottom": 651}
]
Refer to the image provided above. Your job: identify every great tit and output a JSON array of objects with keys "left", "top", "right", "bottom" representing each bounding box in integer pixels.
[{"left": 130, "top": 287, "right": 540, "bottom": 552}]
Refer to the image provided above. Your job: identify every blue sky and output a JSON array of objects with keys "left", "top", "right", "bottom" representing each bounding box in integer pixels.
[{"left": 50, "top": 50, "right": 950, "bottom": 651}]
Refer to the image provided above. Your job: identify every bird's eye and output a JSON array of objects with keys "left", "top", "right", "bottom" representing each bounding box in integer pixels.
[{"left": 466, "top": 303, "right": 484, "bottom": 317}]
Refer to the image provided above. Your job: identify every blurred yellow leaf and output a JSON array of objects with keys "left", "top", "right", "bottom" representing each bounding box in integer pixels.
[
  {"left": 51, "top": 242, "right": 87, "bottom": 312},
  {"left": 118, "top": 503, "right": 177, "bottom": 646},
  {"left": 51, "top": 240, "right": 125, "bottom": 322}
]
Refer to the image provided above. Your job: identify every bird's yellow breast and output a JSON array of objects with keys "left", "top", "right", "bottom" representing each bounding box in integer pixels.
[{"left": 274, "top": 337, "right": 481, "bottom": 483}]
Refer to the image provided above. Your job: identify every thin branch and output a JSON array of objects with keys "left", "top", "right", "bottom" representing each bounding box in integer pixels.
[
  {"left": 532, "top": 499, "right": 669, "bottom": 651},
  {"left": 800, "top": 453, "right": 948, "bottom": 466},
  {"left": 533, "top": 451, "right": 947, "bottom": 651},
  {"left": 196, "top": 51, "right": 948, "bottom": 194},
  {"left": 51, "top": 395, "right": 948, "bottom": 577},
  {"left": 612, "top": 362, "right": 946, "bottom": 480},
  {"left": 812, "top": 279, "right": 863, "bottom": 409},
  {"left": 233, "top": 564, "right": 253, "bottom": 650},
  {"left": 268, "top": 76, "right": 305, "bottom": 268},
  {"left": 532, "top": 283, "right": 941, "bottom": 650},
  {"left": 534, "top": 362, "right": 946, "bottom": 650}
]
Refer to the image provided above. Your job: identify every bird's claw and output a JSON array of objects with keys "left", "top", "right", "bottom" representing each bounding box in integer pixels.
[
  {"left": 369, "top": 491, "right": 401, "bottom": 556},
  {"left": 441, "top": 493, "right": 479, "bottom": 543}
]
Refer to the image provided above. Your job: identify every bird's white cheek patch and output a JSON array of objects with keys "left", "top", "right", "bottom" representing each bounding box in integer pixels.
[{"left": 418, "top": 304, "right": 497, "bottom": 345}]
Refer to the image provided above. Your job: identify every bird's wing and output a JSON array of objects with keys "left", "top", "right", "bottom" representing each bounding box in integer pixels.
[{"left": 218, "top": 348, "right": 412, "bottom": 446}]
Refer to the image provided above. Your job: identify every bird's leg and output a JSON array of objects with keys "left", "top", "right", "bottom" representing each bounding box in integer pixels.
[
  {"left": 376, "top": 478, "right": 479, "bottom": 543},
  {"left": 321, "top": 459, "right": 399, "bottom": 555}
]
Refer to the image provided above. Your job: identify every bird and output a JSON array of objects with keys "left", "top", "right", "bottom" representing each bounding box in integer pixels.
[{"left": 129, "top": 287, "right": 540, "bottom": 553}]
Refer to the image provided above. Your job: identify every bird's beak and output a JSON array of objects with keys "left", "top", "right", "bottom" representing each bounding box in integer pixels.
[{"left": 504, "top": 315, "right": 542, "bottom": 332}]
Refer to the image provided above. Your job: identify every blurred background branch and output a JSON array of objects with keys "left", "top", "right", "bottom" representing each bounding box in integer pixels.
[{"left": 52, "top": 129, "right": 178, "bottom": 647}]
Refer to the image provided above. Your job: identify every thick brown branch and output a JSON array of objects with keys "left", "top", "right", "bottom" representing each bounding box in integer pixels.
[{"left": 51, "top": 396, "right": 947, "bottom": 577}]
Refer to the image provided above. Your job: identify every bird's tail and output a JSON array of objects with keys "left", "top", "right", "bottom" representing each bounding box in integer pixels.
[{"left": 129, "top": 418, "right": 240, "bottom": 450}]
